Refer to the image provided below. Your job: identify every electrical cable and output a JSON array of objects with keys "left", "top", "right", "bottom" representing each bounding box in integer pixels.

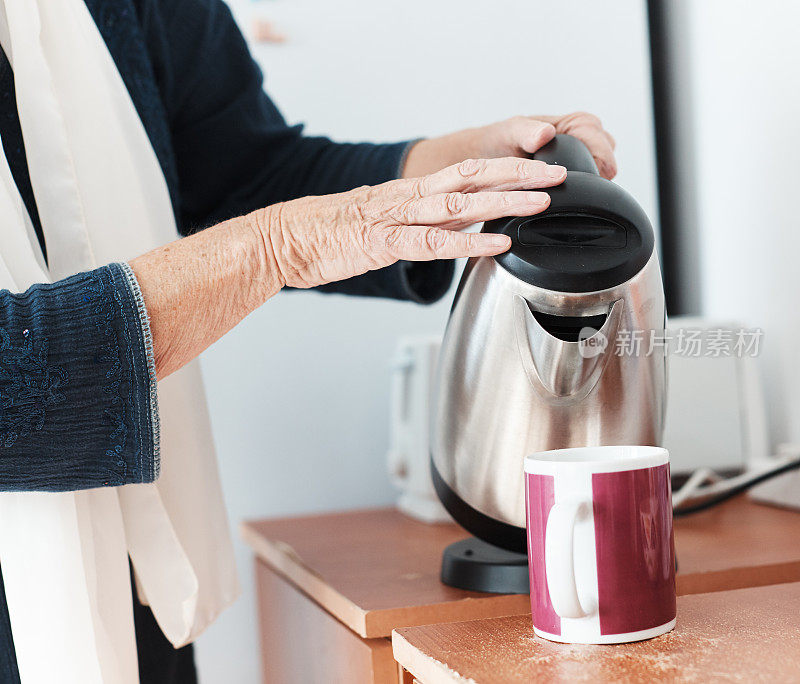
[
  {"left": 676, "top": 463, "right": 779, "bottom": 502},
  {"left": 671, "top": 467, "right": 720, "bottom": 508},
  {"left": 673, "top": 456, "right": 800, "bottom": 517}
]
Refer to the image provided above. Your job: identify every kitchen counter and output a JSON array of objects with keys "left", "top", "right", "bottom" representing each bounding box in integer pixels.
[
  {"left": 242, "top": 496, "right": 800, "bottom": 683},
  {"left": 393, "top": 581, "right": 800, "bottom": 682}
]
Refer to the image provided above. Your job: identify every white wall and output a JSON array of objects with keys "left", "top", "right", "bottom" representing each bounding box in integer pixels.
[
  {"left": 665, "top": 1, "right": 800, "bottom": 445},
  {"left": 194, "top": 1, "right": 657, "bottom": 681}
]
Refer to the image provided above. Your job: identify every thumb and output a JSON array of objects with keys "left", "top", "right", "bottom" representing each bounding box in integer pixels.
[{"left": 517, "top": 119, "right": 557, "bottom": 155}]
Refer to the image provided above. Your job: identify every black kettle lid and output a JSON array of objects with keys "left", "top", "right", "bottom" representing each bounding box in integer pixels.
[{"left": 484, "top": 135, "right": 655, "bottom": 293}]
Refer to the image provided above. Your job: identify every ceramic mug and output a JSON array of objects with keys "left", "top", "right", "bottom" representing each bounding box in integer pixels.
[{"left": 524, "top": 445, "right": 676, "bottom": 644}]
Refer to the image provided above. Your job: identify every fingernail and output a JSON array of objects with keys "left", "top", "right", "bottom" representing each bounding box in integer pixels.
[
  {"left": 538, "top": 122, "right": 556, "bottom": 137},
  {"left": 546, "top": 165, "right": 566, "bottom": 179},
  {"left": 487, "top": 234, "right": 511, "bottom": 248},
  {"left": 527, "top": 192, "right": 550, "bottom": 204}
]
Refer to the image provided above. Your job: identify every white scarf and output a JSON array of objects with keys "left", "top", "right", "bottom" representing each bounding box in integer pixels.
[{"left": 0, "top": 1, "right": 239, "bottom": 682}]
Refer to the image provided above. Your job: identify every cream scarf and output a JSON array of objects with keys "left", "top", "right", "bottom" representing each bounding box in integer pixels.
[{"left": 0, "top": 0, "right": 238, "bottom": 681}]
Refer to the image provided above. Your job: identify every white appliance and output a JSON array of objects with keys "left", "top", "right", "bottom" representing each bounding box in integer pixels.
[
  {"left": 663, "top": 317, "right": 770, "bottom": 474},
  {"left": 387, "top": 336, "right": 450, "bottom": 523}
]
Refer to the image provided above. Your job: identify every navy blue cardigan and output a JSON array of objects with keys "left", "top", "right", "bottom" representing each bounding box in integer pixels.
[{"left": 0, "top": 0, "right": 454, "bottom": 680}]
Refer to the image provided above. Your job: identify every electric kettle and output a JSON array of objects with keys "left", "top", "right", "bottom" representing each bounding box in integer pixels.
[{"left": 431, "top": 134, "right": 666, "bottom": 591}]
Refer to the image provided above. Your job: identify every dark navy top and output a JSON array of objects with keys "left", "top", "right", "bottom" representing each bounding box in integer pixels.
[{"left": 0, "top": 0, "right": 454, "bottom": 681}]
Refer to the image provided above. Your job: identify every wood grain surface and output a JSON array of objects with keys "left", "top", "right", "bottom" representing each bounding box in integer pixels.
[
  {"left": 393, "top": 581, "right": 800, "bottom": 683},
  {"left": 242, "top": 497, "right": 800, "bottom": 639},
  {"left": 254, "top": 559, "right": 397, "bottom": 684},
  {"left": 242, "top": 508, "right": 530, "bottom": 638},
  {"left": 674, "top": 498, "right": 800, "bottom": 594}
]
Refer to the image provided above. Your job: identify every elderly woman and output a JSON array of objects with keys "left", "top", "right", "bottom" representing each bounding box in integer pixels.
[{"left": 0, "top": 0, "right": 616, "bottom": 682}]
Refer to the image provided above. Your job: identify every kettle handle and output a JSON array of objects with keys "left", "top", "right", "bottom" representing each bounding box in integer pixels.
[{"left": 531, "top": 134, "right": 598, "bottom": 175}]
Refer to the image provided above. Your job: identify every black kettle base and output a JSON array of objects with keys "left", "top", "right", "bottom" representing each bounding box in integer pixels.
[{"left": 440, "top": 537, "right": 530, "bottom": 594}]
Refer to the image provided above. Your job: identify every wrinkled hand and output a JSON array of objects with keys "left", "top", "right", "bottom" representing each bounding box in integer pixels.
[
  {"left": 403, "top": 112, "right": 617, "bottom": 181},
  {"left": 254, "top": 157, "right": 566, "bottom": 289},
  {"left": 533, "top": 113, "right": 617, "bottom": 179}
]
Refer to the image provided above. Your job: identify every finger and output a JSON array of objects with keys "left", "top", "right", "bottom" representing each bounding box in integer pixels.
[
  {"left": 509, "top": 117, "right": 557, "bottom": 155},
  {"left": 388, "top": 226, "right": 512, "bottom": 261},
  {"left": 533, "top": 112, "right": 604, "bottom": 132},
  {"left": 395, "top": 190, "right": 550, "bottom": 227},
  {"left": 410, "top": 157, "right": 566, "bottom": 197},
  {"left": 533, "top": 112, "right": 618, "bottom": 178},
  {"left": 567, "top": 125, "right": 618, "bottom": 179},
  {"left": 531, "top": 114, "right": 561, "bottom": 126}
]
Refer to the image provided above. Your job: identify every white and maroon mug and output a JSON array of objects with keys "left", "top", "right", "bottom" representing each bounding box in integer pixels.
[{"left": 524, "top": 445, "right": 676, "bottom": 644}]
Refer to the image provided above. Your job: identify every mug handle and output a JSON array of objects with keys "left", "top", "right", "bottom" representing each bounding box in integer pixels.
[{"left": 545, "top": 501, "right": 593, "bottom": 618}]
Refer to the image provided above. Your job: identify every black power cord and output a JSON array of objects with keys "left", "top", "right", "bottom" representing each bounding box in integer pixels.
[{"left": 673, "top": 457, "right": 800, "bottom": 517}]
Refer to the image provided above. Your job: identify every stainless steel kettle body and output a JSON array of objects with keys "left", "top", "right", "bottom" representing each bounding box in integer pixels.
[{"left": 430, "top": 135, "right": 666, "bottom": 553}]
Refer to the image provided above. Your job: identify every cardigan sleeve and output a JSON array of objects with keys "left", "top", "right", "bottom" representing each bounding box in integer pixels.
[
  {"left": 134, "top": 0, "right": 455, "bottom": 304},
  {"left": 0, "top": 263, "right": 159, "bottom": 492}
]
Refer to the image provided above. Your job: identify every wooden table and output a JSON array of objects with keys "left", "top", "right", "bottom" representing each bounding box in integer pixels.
[
  {"left": 242, "top": 497, "right": 800, "bottom": 683},
  {"left": 672, "top": 497, "right": 800, "bottom": 595},
  {"left": 393, "top": 581, "right": 800, "bottom": 682}
]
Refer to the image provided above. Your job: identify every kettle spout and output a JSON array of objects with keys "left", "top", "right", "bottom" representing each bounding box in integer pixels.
[{"left": 513, "top": 297, "right": 623, "bottom": 399}]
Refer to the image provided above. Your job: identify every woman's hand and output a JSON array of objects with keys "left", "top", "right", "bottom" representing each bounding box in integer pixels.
[
  {"left": 132, "top": 156, "right": 565, "bottom": 378},
  {"left": 402, "top": 112, "right": 617, "bottom": 181},
  {"left": 252, "top": 156, "right": 567, "bottom": 289}
]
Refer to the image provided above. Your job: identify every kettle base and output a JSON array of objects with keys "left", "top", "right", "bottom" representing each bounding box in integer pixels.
[{"left": 440, "top": 538, "right": 529, "bottom": 594}]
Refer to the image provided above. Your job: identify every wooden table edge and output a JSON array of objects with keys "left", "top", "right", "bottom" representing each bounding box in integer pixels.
[
  {"left": 364, "top": 594, "right": 531, "bottom": 638},
  {"left": 241, "top": 520, "right": 532, "bottom": 639},
  {"left": 393, "top": 628, "right": 475, "bottom": 684},
  {"left": 677, "top": 560, "right": 800, "bottom": 595},
  {"left": 241, "top": 521, "right": 370, "bottom": 636}
]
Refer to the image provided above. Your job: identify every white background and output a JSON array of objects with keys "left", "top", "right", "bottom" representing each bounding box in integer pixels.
[
  {"left": 665, "top": 1, "right": 800, "bottom": 446},
  {"left": 194, "top": 1, "right": 657, "bottom": 681}
]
